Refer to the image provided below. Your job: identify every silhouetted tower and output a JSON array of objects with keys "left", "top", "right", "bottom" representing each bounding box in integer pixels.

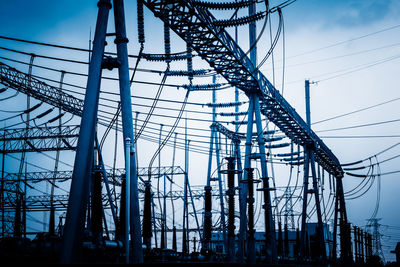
[{"left": 367, "top": 218, "right": 385, "bottom": 262}]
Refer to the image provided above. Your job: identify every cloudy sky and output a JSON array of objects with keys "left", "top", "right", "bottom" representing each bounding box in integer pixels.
[{"left": 1, "top": 0, "right": 400, "bottom": 262}]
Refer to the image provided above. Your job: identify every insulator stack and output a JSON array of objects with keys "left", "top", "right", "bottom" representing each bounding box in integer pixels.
[
  {"left": 91, "top": 167, "right": 103, "bottom": 242},
  {"left": 183, "top": 83, "right": 221, "bottom": 91},
  {"left": 182, "top": 227, "right": 187, "bottom": 254},
  {"left": 213, "top": 12, "right": 265, "bottom": 28},
  {"left": 276, "top": 151, "right": 301, "bottom": 157},
  {"left": 14, "top": 194, "right": 22, "bottom": 238},
  {"left": 203, "top": 185, "right": 212, "bottom": 251},
  {"left": 172, "top": 226, "right": 177, "bottom": 251},
  {"left": 142, "top": 53, "right": 190, "bottom": 62},
  {"left": 295, "top": 228, "right": 300, "bottom": 258},
  {"left": 48, "top": 113, "right": 64, "bottom": 123},
  {"left": 277, "top": 222, "right": 283, "bottom": 257},
  {"left": 246, "top": 167, "right": 256, "bottom": 263},
  {"left": 49, "top": 204, "right": 55, "bottom": 236},
  {"left": 143, "top": 180, "right": 152, "bottom": 250},
  {"left": 166, "top": 69, "right": 208, "bottom": 77},
  {"left": 284, "top": 223, "right": 289, "bottom": 258},
  {"left": 186, "top": 32, "right": 193, "bottom": 83},
  {"left": 23, "top": 102, "right": 42, "bottom": 114},
  {"left": 218, "top": 111, "right": 247, "bottom": 117},
  {"left": 226, "top": 157, "right": 236, "bottom": 261},
  {"left": 264, "top": 136, "right": 284, "bottom": 142},
  {"left": 163, "top": 20, "right": 171, "bottom": 64},
  {"left": 36, "top": 108, "right": 53, "bottom": 119},
  {"left": 193, "top": 0, "right": 256, "bottom": 10},
  {"left": 206, "top": 101, "right": 243, "bottom": 108},
  {"left": 137, "top": 0, "right": 145, "bottom": 46},
  {"left": 118, "top": 177, "right": 126, "bottom": 241},
  {"left": 282, "top": 156, "right": 304, "bottom": 162},
  {"left": 265, "top": 142, "right": 290, "bottom": 149},
  {"left": 161, "top": 224, "right": 166, "bottom": 249}
]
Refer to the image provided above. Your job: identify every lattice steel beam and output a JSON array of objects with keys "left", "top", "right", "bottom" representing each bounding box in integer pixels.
[
  {"left": 0, "top": 125, "right": 79, "bottom": 153},
  {"left": 3, "top": 166, "right": 185, "bottom": 186},
  {"left": 0, "top": 63, "right": 83, "bottom": 116},
  {"left": 142, "top": 0, "right": 343, "bottom": 178},
  {"left": 211, "top": 122, "right": 244, "bottom": 143}
]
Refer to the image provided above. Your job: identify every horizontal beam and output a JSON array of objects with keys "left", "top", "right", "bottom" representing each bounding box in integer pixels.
[
  {"left": 0, "top": 63, "right": 83, "bottom": 116},
  {"left": 0, "top": 125, "right": 79, "bottom": 153}
]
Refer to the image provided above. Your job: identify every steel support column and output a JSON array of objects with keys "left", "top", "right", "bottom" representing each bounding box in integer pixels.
[
  {"left": 61, "top": 0, "right": 111, "bottom": 262},
  {"left": 113, "top": 0, "right": 143, "bottom": 262}
]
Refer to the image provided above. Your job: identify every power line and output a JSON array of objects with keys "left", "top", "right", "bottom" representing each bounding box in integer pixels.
[
  {"left": 316, "top": 118, "right": 400, "bottom": 133},
  {"left": 313, "top": 96, "right": 400, "bottom": 125},
  {"left": 287, "top": 23, "right": 400, "bottom": 59}
]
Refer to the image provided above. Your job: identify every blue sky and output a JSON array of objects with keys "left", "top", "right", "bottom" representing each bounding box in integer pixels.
[{"left": 1, "top": 0, "right": 400, "bottom": 262}]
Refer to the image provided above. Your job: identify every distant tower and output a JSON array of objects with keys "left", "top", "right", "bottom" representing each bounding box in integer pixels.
[
  {"left": 366, "top": 218, "right": 385, "bottom": 262},
  {"left": 282, "top": 186, "right": 296, "bottom": 230}
]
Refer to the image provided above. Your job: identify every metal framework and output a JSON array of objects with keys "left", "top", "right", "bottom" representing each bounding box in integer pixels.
[
  {"left": 0, "top": 63, "right": 83, "bottom": 116},
  {"left": 0, "top": 0, "right": 351, "bottom": 264},
  {"left": 141, "top": 0, "right": 343, "bottom": 179},
  {"left": 0, "top": 125, "right": 79, "bottom": 153}
]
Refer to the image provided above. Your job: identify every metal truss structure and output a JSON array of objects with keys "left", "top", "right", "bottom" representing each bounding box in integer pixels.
[
  {"left": 141, "top": 0, "right": 343, "bottom": 178},
  {"left": 0, "top": 0, "right": 352, "bottom": 264},
  {"left": 0, "top": 63, "right": 83, "bottom": 116},
  {"left": 0, "top": 125, "right": 79, "bottom": 153}
]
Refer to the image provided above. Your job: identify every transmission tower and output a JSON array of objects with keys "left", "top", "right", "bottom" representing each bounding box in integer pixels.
[{"left": 366, "top": 218, "right": 385, "bottom": 262}]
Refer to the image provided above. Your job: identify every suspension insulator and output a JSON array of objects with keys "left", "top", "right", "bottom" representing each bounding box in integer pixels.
[
  {"left": 186, "top": 40, "right": 193, "bottom": 82},
  {"left": 35, "top": 108, "right": 53, "bottom": 119},
  {"left": 206, "top": 101, "right": 243, "bottom": 108},
  {"left": 166, "top": 69, "right": 208, "bottom": 77},
  {"left": 265, "top": 142, "right": 290, "bottom": 149},
  {"left": 137, "top": 0, "right": 145, "bottom": 46},
  {"left": 117, "top": 177, "right": 126, "bottom": 241},
  {"left": 276, "top": 151, "right": 300, "bottom": 157},
  {"left": 289, "top": 161, "right": 304, "bottom": 166},
  {"left": 47, "top": 113, "right": 64, "bottom": 123},
  {"left": 218, "top": 111, "right": 247, "bottom": 117},
  {"left": 213, "top": 11, "right": 266, "bottom": 28},
  {"left": 23, "top": 102, "right": 42, "bottom": 114},
  {"left": 264, "top": 136, "right": 284, "bottom": 142},
  {"left": 193, "top": 0, "right": 256, "bottom": 10},
  {"left": 282, "top": 156, "right": 304, "bottom": 162},
  {"left": 142, "top": 53, "right": 190, "bottom": 62},
  {"left": 164, "top": 20, "right": 171, "bottom": 64},
  {"left": 183, "top": 83, "right": 221, "bottom": 91}
]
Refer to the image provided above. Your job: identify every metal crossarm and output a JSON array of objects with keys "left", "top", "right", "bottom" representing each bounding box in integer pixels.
[
  {"left": 0, "top": 63, "right": 83, "bottom": 116},
  {"left": 142, "top": 0, "right": 343, "bottom": 178},
  {"left": 211, "top": 122, "right": 244, "bottom": 143},
  {"left": 0, "top": 125, "right": 79, "bottom": 153}
]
